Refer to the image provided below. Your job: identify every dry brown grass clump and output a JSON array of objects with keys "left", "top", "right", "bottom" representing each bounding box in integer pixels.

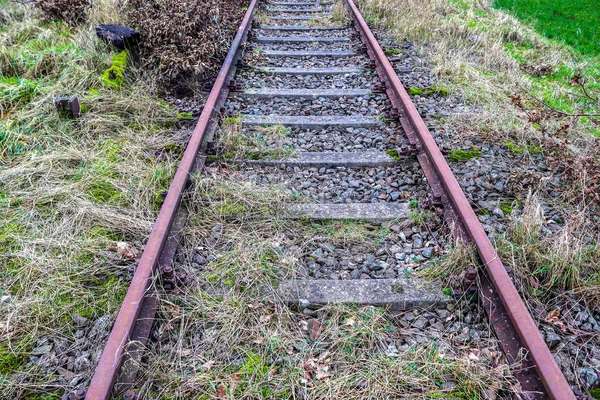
[
  {"left": 33, "top": 0, "right": 92, "bottom": 26},
  {"left": 128, "top": 0, "right": 249, "bottom": 83}
]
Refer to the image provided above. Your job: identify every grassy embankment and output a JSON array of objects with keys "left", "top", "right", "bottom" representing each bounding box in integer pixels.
[{"left": 0, "top": 1, "right": 184, "bottom": 397}]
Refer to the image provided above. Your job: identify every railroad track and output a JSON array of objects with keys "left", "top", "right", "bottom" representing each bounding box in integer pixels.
[{"left": 82, "top": 0, "right": 576, "bottom": 399}]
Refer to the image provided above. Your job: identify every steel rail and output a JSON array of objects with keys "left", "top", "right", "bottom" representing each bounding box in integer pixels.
[
  {"left": 84, "top": 1, "right": 259, "bottom": 398},
  {"left": 344, "top": 0, "right": 575, "bottom": 399}
]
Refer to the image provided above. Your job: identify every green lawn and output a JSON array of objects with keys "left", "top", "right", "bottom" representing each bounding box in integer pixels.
[{"left": 493, "top": 0, "right": 600, "bottom": 56}]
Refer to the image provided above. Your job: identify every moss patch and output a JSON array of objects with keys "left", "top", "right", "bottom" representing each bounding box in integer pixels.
[
  {"left": 385, "top": 149, "right": 402, "bottom": 161},
  {"left": 448, "top": 149, "right": 482, "bottom": 162},
  {"left": 407, "top": 87, "right": 424, "bottom": 95},
  {"left": 506, "top": 140, "right": 543, "bottom": 155},
  {"left": 101, "top": 50, "right": 129, "bottom": 89}
]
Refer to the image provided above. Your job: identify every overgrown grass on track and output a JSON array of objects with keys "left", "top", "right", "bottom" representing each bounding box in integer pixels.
[{"left": 493, "top": 0, "right": 600, "bottom": 56}]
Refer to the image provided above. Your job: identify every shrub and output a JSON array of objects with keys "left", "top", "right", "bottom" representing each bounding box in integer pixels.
[
  {"left": 128, "top": 0, "right": 248, "bottom": 83},
  {"left": 32, "top": 0, "right": 92, "bottom": 26}
]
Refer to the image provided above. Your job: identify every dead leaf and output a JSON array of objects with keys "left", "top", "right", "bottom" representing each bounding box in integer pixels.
[
  {"left": 217, "top": 383, "right": 226, "bottom": 399},
  {"left": 307, "top": 319, "right": 321, "bottom": 340},
  {"left": 108, "top": 242, "right": 139, "bottom": 260},
  {"left": 545, "top": 310, "right": 566, "bottom": 332}
]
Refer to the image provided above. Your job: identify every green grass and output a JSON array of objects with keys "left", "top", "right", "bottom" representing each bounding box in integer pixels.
[{"left": 493, "top": 0, "right": 600, "bottom": 56}]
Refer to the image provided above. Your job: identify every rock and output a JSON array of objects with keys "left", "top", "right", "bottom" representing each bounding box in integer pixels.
[
  {"left": 576, "top": 311, "right": 590, "bottom": 322},
  {"left": 211, "top": 223, "right": 223, "bottom": 238},
  {"left": 422, "top": 247, "right": 433, "bottom": 258},
  {"left": 351, "top": 269, "right": 361, "bottom": 280},
  {"left": 385, "top": 343, "right": 399, "bottom": 357},
  {"left": 92, "top": 315, "right": 112, "bottom": 331},
  {"left": 412, "top": 235, "right": 423, "bottom": 248},
  {"left": 74, "top": 355, "right": 91, "bottom": 372},
  {"left": 0, "top": 295, "right": 11, "bottom": 303},
  {"left": 31, "top": 343, "right": 53, "bottom": 355},
  {"left": 321, "top": 243, "right": 336, "bottom": 252},
  {"left": 442, "top": 381, "right": 457, "bottom": 390},
  {"left": 413, "top": 317, "right": 428, "bottom": 329},
  {"left": 72, "top": 314, "right": 90, "bottom": 328},
  {"left": 299, "top": 299, "right": 310, "bottom": 309},
  {"left": 366, "top": 256, "right": 385, "bottom": 271},
  {"left": 95, "top": 24, "right": 140, "bottom": 50},
  {"left": 544, "top": 330, "right": 562, "bottom": 349},
  {"left": 492, "top": 207, "right": 504, "bottom": 218},
  {"left": 455, "top": 331, "right": 471, "bottom": 344},
  {"left": 579, "top": 367, "right": 599, "bottom": 389}
]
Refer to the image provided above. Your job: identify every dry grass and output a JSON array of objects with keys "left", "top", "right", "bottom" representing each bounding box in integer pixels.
[
  {"left": 213, "top": 118, "right": 294, "bottom": 160},
  {"left": 131, "top": 174, "right": 518, "bottom": 399},
  {"left": 496, "top": 194, "right": 600, "bottom": 304},
  {"left": 356, "top": 0, "right": 600, "bottom": 303},
  {"left": 0, "top": 0, "right": 185, "bottom": 396},
  {"left": 357, "top": 0, "right": 599, "bottom": 143}
]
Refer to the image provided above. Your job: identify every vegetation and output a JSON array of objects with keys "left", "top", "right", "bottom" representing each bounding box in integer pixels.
[
  {"left": 128, "top": 0, "right": 249, "bottom": 83},
  {"left": 133, "top": 175, "right": 517, "bottom": 398},
  {"left": 212, "top": 120, "right": 294, "bottom": 161},
  {"left": 101, "top": 50, "right": 129, "bottom": 89},
  {"left": 447, "top": 148, "right": 482, "bottom": 162},
  {"left": 32, "top": 0, "right": 91, "bottom": 26},
  {"left": 0, "top": 0, "right": 187, "bottom": 396},
  {"left": 493, "top": 0, "right": 600, "bottom": 56}
]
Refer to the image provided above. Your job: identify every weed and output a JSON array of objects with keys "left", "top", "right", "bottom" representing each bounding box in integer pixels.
[
  {"left": 408, "top": 87, "right": 424, "bottom": 96},
  {"left": 409, "top": 209, "right": 428, "bottom": 225}
]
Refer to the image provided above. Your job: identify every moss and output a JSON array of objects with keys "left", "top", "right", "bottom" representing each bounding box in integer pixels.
[
  {"left": 424, "top": 84, "right": 450, "bottom": 97},
  {"left": 506, "top": 141, "right": 524, "bottom": 154},
  {"left": 499, "top": 200, "right": 514, "bottom": 215},
  {"left": 85, "top": 178, "right": 122, "bottom": 204},
  {"left": 217, "top": 201, "right": 247, "bottom": 215},
  {"left": 408, "top": 87, "right": 424, "bottom": 95},
  {"left": 386, "top": 149, "right": 402, "bottom": 161},
  {"left": 506, "top": 141, "right": 543, "bottom": 155},
  {"left": 384, "top": 48, "right": 404, "bottom": 55},
  {"left": 101, "top": 50, "right": 129, "bottom": 89},
  {"left": 222, "top": 117, "right": 241, "bottom": 126},
  {"left": 177, "top": 111, "right": 193, "bottom": 120},
  {"left": 0, "top": 338, "right": 33, "bottom": 375},
  {"left": 390, "top": 283, "right": 404, "bottom": 293},
  {"left": 590, "top": 388, "right": 600, "bottom": 399},
  {"left": 447, "top": 149, "right": 482, "bottom": 162}
]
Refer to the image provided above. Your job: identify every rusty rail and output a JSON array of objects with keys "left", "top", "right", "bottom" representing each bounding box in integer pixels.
[
  {"left": 84, "top": 1, "right": 259, "bottom": 398},
  {"left": 83, "top": 0, "right": 575, "bottom": 398},
  {"left": 344, "top": 0, "right": 574, "bottom": 399}
]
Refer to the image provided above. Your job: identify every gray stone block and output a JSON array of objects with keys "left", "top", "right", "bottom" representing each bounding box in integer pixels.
[{"left": 272, "top": 278, "right": 450, "bottom": 309}]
